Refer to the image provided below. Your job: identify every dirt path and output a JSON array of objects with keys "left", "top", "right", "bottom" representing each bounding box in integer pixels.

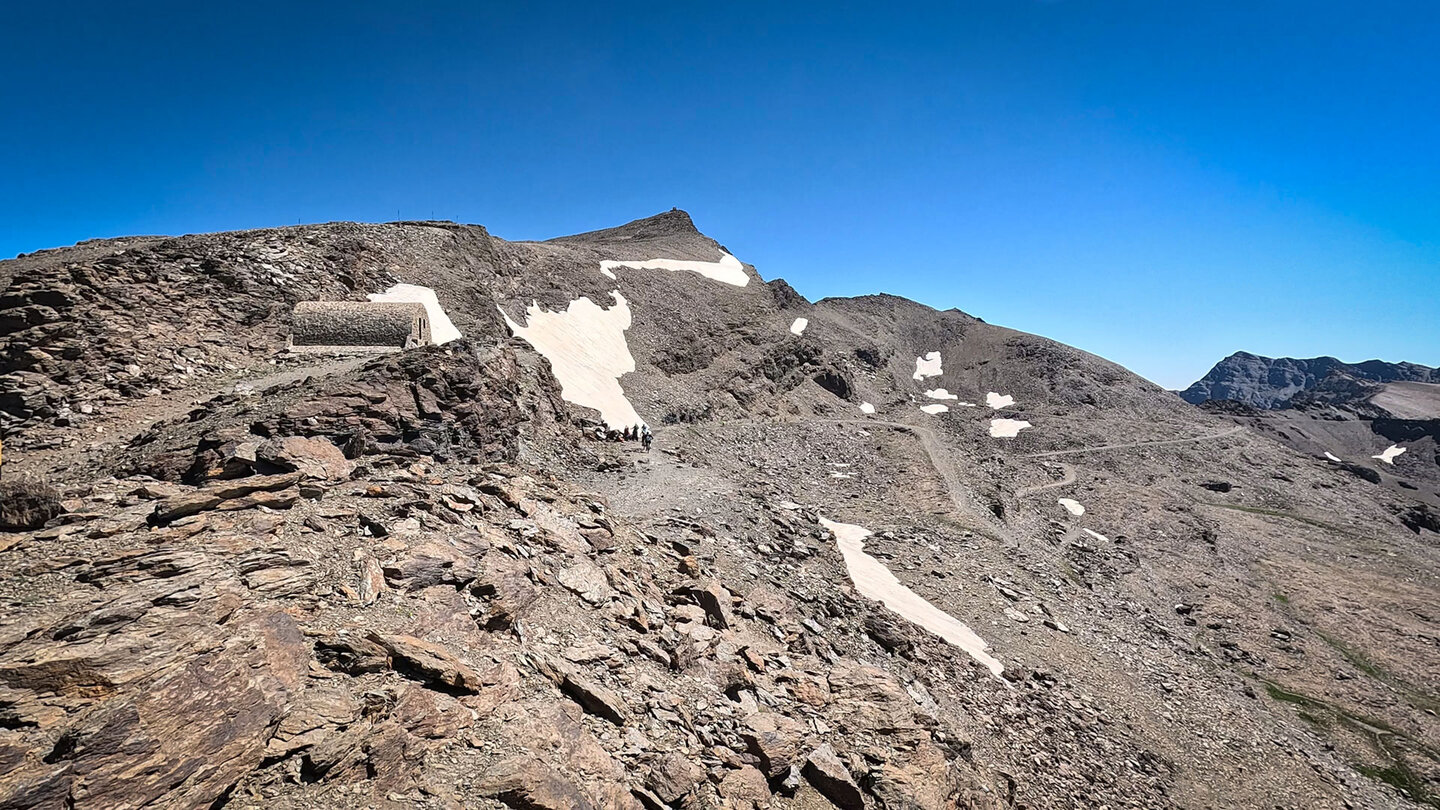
[
  {"left": 1016, "top": 462, "right": 1076, "bottom": 497},
  {"left": 1020, "top": 425, "right": 1245, "bottom": 458},
  {"left": 12, "top": 355, "right": 375, "bottom": 478}
]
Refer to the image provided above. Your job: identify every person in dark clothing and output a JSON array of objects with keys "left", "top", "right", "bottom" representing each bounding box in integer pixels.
[{"left": 641, "top": 426, "right": 653, "bottom": 452}]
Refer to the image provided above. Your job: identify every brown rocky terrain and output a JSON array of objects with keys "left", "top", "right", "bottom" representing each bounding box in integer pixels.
[{"left": 0, "top": 211, "right": 1436, "bottom": 809}]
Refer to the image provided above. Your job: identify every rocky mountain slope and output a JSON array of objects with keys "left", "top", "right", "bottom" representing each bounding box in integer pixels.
[
  {"left": 1181, "top": 352, "right": 1440, "bottom": 514},
  {"left": 1, "top": 213, "right": 1437, "bottom": 809},
  {"left": 1180, "top": 352, "right": 1439, "bottom": 410}
]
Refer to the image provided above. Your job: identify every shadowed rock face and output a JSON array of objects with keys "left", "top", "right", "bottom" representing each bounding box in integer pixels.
[{"left": 1181, "top": 351, "right": 1438, "bottom": 409}]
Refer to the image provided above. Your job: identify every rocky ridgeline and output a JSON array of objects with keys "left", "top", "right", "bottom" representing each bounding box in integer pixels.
[
  {"left": 1180, "top": 351, "right": 1438, "bottom": 410},
  {"left": 3, "top": 213, "right": 1434, "bottom": 809},
  {"left": 0, "top": 223, "right": 475, "bottom": 440}
]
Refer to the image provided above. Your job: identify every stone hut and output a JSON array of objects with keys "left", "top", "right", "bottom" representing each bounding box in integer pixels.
[{"left": 291, "top": 301, "right": 432, "bottom": 352}]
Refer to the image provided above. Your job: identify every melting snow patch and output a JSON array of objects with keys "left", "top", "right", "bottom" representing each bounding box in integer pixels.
[
  {"left": 859, "top": 402, "right": 876, "bottom": 415},
  {"left": 920, "top": 404, "right": 949, "bottom": 415},
  {"left": 790, "top": 317, "right": 808, "bottom": 336},
  {"left": 989, "top": 418, "right": 1031, "bottom": 438},
  {"left": 368, "top": 284, "right": 463, "bottom": 344},
  {"left": 1082, "top": 528, "right": 1109, "bottom": 543},
  {"left": 500, "top": 291, "right": 642, "bottom": 428},
  {"left": 1373, "top": 445, "right": 1406, "bottom": 464},
  {"left": 599, "top": 250, "right": 749, "bottom": 286},
  {"left": 1058, "top": 498, "right": 1085, "bottom": 516},
  {"left": 1324, "top": 452, "right": 1341, "bottom": 462},
  {"left": 600, "top": 266, "right": 617, "bottom": 280},
  {"left": 819, "top": 516, "right": 1003, "bottom": 677},
  {"left": 985, "top": 392, "right": 1015, "bottom": 409},
  {"left": 924, "top": 388, "right": 958, "bottom": 400},
  {"left": 912, "top": 352, "right": 942, "bottom": 381}
]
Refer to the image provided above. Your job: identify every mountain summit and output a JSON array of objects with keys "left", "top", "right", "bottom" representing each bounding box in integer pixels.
[{"left": 1180, "top": 351, "right": 1439, "bottom": 409}]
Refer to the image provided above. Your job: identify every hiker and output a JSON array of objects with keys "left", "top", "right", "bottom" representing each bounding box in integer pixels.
[{"left": 641, "top": 426, "right": 653, "bottom": 452}]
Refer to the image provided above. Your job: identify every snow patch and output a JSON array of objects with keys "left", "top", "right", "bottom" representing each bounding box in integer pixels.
[
  {"left": 819, "top": 516, "right": 1003, "bottom": 677},
  {"left": 600, "top": 266, "right": 617, "bottom": 280},
  {"left": 1373, "top": 444, "right": 1406, "bottom": 464},
  {"left": 920, "top": 404, "right": 949, "bottom": 415},
  {"left": 500, "top": 291, "right": 642, "bottom": 428},
  {"left": 1082, "top": 528, "right": 1110, "bottom": 543},
  {"left": 599, "top": 250, "right": 749, "bottom": 286},
  {"left": 789, "top": 317, "right": 808, "bottom": 336},
  {"left": 367, "top": 284, "right": 463, "bottom": 344},
  {"left": 924, "top": 388, "right": 958, "bottom": 400},
  {"left": 1324, "top": 451, "right": 1341, "bottom": 462},
  {"left": 985, "top": 392, "right": 1015, "bottom": 409},
  {"left": 1058, "top": 498, "right": 1085, "bottom": 516},
  {"left": 912, "top": 352, "right": 942, "bottom": 381},
  {"left": 989, "top": 418, "right": 1031, "bottom": 438},
  {"left": 859, "top": 402, "right": 876, "bottom": 415}
]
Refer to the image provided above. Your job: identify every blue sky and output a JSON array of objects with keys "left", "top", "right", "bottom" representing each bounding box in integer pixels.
[{"left": 2, "top": 1, "right": 1435, "bottom": 388}]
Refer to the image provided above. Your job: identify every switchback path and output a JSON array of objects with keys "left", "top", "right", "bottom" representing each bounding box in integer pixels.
[
  {"left": 1016, "top": 462, "right": 1076, "bottom": 497},
  {"left": 1020, "top": 425, "right": 1245, "bottom": 458}
]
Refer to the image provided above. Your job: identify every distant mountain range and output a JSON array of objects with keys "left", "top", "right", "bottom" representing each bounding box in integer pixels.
[{"left": 1179, "top": 351, "right": 1439, "bottom": 409}]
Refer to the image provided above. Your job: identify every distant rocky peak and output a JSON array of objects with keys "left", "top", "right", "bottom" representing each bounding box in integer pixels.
[{"left": 1180, "top": 352, "right": 1437, "bottom": 409}]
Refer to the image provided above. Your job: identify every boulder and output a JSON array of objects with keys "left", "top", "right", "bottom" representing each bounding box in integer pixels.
[
  {"left": 256, "top": 436, "right": 354, "bottom": 480},
  {"left": 741, "top": 712, "right": 808, "bottom": 779},
  {"left": 645, "top": 752, "right": 702, "bottom": 804},
  {"left": 367, "top": 633, "right": 482, "bottom": 694},
  {"left": 803, "top": 744, "right": 865, "bottom": 810},
  {"left": 476, "top": 757, "right": 596, "bottom": 810}
]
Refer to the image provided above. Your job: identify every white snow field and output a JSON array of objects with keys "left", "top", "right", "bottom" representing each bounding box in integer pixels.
[
  {"left": 1324, "top": 451, "right": 1342, "bottom": 462},
  {"left": 789, "top": 317, "right": 808, "bottom": 336},
  {"left": 599, "top": 250, "right": 749, "bottom": 286},
  {"left": 499, "top": 291, "right": 643, "bottom": 428},
  {"left": 859, "top": 402, "right": 876, "bottom": 415},
  {"left": 924, "top": 388, "right": 958, "bottom": 400},
  {"left": 819, "top": 516, "right": 1003, "bottom": 677},
  {"left": 1373, "top": 444, "right": 1407, "bottom": 464},
  {"left": 367, "top": 284, "right": 463, "bottom": 344},
  {"left": 920, "top": 404, "right": 950, "bottom": 415},
  {"left": 1083, "top": 528, "right": 1110, "bottom": 543},
  {"left": 912, "top": 351, "right": 942, "bottom": 381},
  {"left": 989, "top": 418, "right": 1031, "bottom": 438},
  {"left": 1058, "top": 498, "right": 1085, "bottom": 516},
  {"left": 985, "top": 392, "right": 1015, "bottom": 409}
]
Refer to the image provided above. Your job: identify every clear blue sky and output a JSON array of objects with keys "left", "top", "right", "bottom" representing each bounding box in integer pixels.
[{"left": 3, "top": 1, "right": 1436, "bottom": 389}]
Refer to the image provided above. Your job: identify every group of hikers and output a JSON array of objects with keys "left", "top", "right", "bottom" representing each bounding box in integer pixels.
[{"left": 600, "top": 423, "right": 652, "bottom": 451}]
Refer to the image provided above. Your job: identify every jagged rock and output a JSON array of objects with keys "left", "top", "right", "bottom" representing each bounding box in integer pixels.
[
  {"left": 383, "top": 541, "right": 479, "bottom": 591},
  {"left": 148, "top": 471, "right": 304, "bottom": 523},
  {"left": 256, "top": 435, "right": 354, "bottom": 480},
  {"left": 558, "top": 558, "right": 612, "bottom": 606},
  {"left": 645, "top": 752, "right": 703, "bottom": 804},
  {"left": 694, "top": 580, "right": 735, "bottom": 629},
  {"left": 472, "top": 554, "right": 540, "bottom": 629},
  {"left": 314, "top": 632, "right": 391, "bottom": 675},
  {"left": 367, "top": 632, "right": 482, "bottom": 694},
  {"left": 0, "top": 609, "right": 308, "bottom": 809},
  {"left": 802, "top": 744, "right": 864, "bottom": 810},
  {"left": 717, "top": 765, "right": 772, "bottom": 806},
  {"left": 476, "top": 757, "right": 597, "bottom": 810},
  {"left": 863, "top": 612, "right": 914, "bottom": 654},
  {"left": 741, "top": 712, "right": 809, "bottom": 779},
  {"left": 557, "top": 667, "right": 626, "bottom": 725}
]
